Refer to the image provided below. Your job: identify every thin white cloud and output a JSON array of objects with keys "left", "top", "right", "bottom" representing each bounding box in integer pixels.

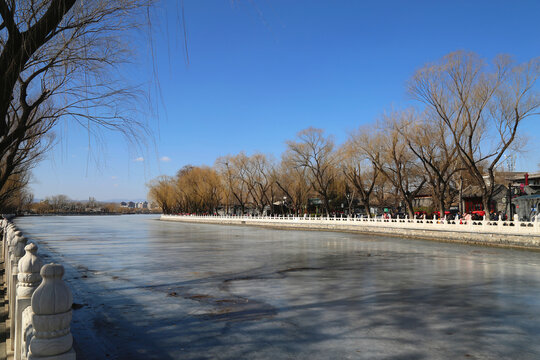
[
  {"left": 160, "top": 156, "right": 171, "bottom": 162},
  {"left": 111, "top": 176, "right": 118, "bottom": 180},
  {"left": 134, "top": 157, "right": 144, "bottom": 162}
]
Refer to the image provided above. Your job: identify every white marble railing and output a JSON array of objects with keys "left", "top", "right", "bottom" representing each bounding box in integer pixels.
[
  {"left": 161, "top": 213, "right": 540, "bottom": 236},
  {"left": 1, "top": 217, "right": 75, "bottom": 360}
]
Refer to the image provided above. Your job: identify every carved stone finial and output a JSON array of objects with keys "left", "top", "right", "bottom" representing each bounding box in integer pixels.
[
  {"left": 28, "top": 264, "right": 75, "bottom": 359},
  {"left": 9, "top": 229, "right": 21, "bottom": 246},
  {"left": 32, "top": 264, "right": 72, "bottom": 315},
  {"left": 17, "top": 243, "right": 43, "bottom": 297},
  {"left": 13, "top": 234, "right": 28, "bottom": 259}
]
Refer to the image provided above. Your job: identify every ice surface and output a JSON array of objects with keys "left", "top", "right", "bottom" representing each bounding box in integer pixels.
[{"left": 14, "top": 215, "right": 540, "bottom": 360}]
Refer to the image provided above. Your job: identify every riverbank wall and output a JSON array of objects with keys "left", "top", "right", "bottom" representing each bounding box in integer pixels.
[{"left": 161, "top": 214, "right": 540, "bottom": 250}]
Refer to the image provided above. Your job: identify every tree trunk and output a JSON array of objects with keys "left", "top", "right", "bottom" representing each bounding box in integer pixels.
[
  {"left": 438, "top": 198, "right": 445, "bottom": 219},
  {"left": 482, "top": 196, "right": 490, "bottom": 218},
  {"left": 361, "top": 199, "right": 370, "bottom": 217},
  {"left": 404, "top": 197, "right": 414, "bottom": 219}
]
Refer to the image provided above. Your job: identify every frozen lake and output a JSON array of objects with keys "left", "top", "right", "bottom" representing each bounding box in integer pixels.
[{"left": 14, "top": 215, "right": 540, "bottom": 360}]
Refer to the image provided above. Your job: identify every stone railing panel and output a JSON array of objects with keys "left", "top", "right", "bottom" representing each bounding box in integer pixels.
[{"left": 161, "top": 214, "right": 540, "bottom": 237}]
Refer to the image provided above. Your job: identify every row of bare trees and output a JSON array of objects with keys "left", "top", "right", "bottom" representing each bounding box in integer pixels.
[
  {"left": 149, "top": 51, "right": 540, "bottom": 217},
  {"left": 146, "top": 124, "right": 451, "bottom": 217}
]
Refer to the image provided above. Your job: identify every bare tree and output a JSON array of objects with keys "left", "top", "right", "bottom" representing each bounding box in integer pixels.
[
  {"left": 275, "top": 152, "right": 312, "bottom": 215},
  {"left": 398, "top": 111, "right": 462, "bottom": 216},
  {"left": 286, "top": 127, "right": 337, "bottom": 215},
  {"left": 215, "top": 154, "right": 250, "bottom": 214},
  {"left": 45, "top": 194, "right": 70, "bottom": 212},
  {"left": 409, "top": 51, "right": 540, "bottom": 212},
  {"left": 359, "top": 112, "right": 426, "bottom": 218},
  {"left": 0, "top": 0, "right": 149, "bottom": 210},
  {"left": 340, "top": 130, "right": 380, "bottom": 216},
  {"left": 243, "top": 153, "right": 274, "bottom": 215}
]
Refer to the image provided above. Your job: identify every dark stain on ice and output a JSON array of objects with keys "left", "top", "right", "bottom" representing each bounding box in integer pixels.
[
  {"left": 187, "top": 294, "right": 211, "bottom": 300},
  {"left": 72, "top": 303, "right": 87, "bottom": 310},
  {"left": 276, "top": 266, "right": 322, "bottom": 274}
]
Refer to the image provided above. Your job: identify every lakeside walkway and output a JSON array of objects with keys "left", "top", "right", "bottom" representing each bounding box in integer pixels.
[{"left": 162, "top": 214, "right": 540, "bottom": 250}]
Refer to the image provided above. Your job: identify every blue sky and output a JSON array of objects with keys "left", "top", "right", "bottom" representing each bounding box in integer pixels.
[{"left": 30, "top": 0, "right": 540, "bottom": 201}]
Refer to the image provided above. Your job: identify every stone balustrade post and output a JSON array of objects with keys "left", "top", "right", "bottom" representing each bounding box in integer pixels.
[
  {"left": 513, "top": 214, "right": 520, "bottom": 229},
  {"left": 1, "top": 218, "right": 7, "bottom": 258},
  {"left": 6, "top": 228, "right": 20, "bottom": 309},
  {"left": 15, "top": 243, "right": 43, "bottom": 360},
  {"left": 0, "top": 219, "right": 7, "bottom": 261},
  {"left": 10, "top": 233, "right": 28, "bottom": 349},
  {"left": 28, "top": 264, "right": 75, "bottom": 360},
  {"left": 5, "top": 224, "right": 15, "bottom": 264}
]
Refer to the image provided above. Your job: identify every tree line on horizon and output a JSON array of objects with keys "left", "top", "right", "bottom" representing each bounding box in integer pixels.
[{"left": 148, "top": 51, "right": 540, "bottom": 218}]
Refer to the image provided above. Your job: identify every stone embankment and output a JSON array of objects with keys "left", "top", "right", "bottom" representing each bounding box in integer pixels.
[
  {"left": 161, "top": 214, "right": 540, "bottom": 250},
  {"left": 0, "top": 217, "right": 75, "bottom": 360}
]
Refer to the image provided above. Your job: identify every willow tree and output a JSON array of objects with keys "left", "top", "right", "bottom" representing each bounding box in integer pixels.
[
  {"left": 409, "top": 51, "right": 540, "bottom": 212},
  {"left": 147, "top": 175, "right": 177, "bottom": 214},
  {"left": 176, "top": 165, "right": 223, "bottom": 214},
  {"left": 0, "top": 0, "right": 149, "bottom": 210}
]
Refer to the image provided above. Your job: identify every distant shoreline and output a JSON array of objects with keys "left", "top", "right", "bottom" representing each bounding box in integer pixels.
[{"left": 18, "top": 212, "right": 159, "bottom": 217}]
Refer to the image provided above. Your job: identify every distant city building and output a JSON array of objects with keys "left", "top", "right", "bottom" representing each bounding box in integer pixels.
[
  {"left": 119, "top": 201, "right": 150, "bottom": 210},
  {"left": 136, "top": 201, "right": 148, "bottom": 209}
]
